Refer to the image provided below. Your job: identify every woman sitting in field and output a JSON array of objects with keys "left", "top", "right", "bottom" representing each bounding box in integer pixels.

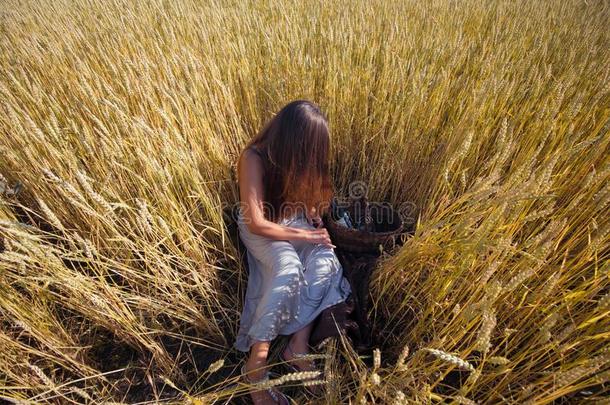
[{"left": 234, "top": 100, "right": 352, "bottom": 404}]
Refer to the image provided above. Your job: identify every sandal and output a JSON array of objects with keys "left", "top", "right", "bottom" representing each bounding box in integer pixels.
[
  {"left": 279, "top": 342, "right": 324, "bottom": 396},
  {"left": 241, "top": 363, "right": 290, "bottom": 405}
]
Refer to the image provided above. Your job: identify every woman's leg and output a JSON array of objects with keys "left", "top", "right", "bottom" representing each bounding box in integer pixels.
[
  {"left": 245, "top": 340, "right": 271, "bottom": 380},
  {"left": 282, "top": 321, "right": 323, "bottom": 396},
  {"left": 235, "top": 211, "right": 307, "bottom": 351},
  {"left": 285, "top": 321, "right": 315, "bottom": 369},
  {"left": 245, "top": 340, "right": 292, "bottom": 404},
  {"left": 282, "top": 241, "right": 348, "bottom": 370}
]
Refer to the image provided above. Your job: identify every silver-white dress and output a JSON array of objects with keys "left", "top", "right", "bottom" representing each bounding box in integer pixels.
[{"left": 233, "top": 207, "right": 352, "bottom": 352}]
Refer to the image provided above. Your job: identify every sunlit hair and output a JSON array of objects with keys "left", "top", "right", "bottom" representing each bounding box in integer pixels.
[{"left": 237, "top": 100, "right": 334, "bottom": 223}]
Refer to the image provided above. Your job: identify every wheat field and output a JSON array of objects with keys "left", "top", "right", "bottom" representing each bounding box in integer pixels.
[{"left": 0, "top": 0, "right": 609, "bottom": 403}]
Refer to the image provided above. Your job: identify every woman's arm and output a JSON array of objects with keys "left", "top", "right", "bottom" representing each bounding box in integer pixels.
[{"left": 238, "top": 149, "right": 334, "bottom": 247}]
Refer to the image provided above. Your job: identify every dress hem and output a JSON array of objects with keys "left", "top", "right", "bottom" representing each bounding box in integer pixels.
[{"left": 233, "top": 289, "right": 351, "bottom": 353}]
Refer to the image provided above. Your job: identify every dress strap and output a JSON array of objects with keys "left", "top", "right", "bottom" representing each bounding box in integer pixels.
[{"left": 247, "top": 145, "right": 264, "bottom": 159}]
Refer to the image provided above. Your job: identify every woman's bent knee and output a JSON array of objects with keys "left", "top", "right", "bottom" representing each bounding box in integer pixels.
[
  {"left": 267, "top": 241, "right": 302, "bottom": 273},
  {"left": 304, "top": 245, "right": 340, "bottom": 272}
]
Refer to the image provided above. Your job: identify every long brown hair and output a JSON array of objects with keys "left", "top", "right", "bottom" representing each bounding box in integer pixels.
[{"left": 237, "top": 100, "right": 334, "bottom": 223}]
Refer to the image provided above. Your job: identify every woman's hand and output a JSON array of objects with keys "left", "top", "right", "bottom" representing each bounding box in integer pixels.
[{"left": 303, "top": 228, "right": 335, "bottom": 249}]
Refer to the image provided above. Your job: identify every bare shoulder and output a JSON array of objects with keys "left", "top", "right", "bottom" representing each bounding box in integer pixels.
[
  {"left": 238, "top": 147, "right": 264, "bottom": 181},
  {"left": 240, "top": 147, "right": 264, "bottom": 167}
]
